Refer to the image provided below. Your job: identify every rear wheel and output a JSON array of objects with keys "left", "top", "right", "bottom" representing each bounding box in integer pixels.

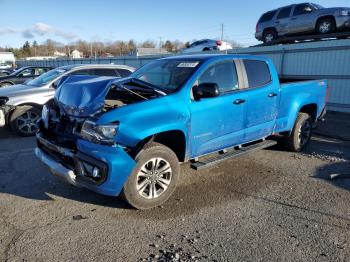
[
  {"left": 263, "top": 30, "right": 277, "bottom": 44},
  {"left": 316, "top": 18, "right": 336, "bottom": 34},
  {"left": 283, "top": 113, "right": 313, "bottom": 152},
  {"left": 10, "top": 106, "right": 41, "bottom": 137},
  {"left": 121, "top": 142, "right": 180, "bottom": 210}
]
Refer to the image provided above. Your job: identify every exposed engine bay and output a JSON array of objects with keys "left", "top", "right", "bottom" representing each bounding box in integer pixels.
[{"left": 40, "top": 75, "right": 165, "bottom": 147}]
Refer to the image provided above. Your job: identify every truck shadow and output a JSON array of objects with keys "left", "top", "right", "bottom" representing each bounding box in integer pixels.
[{"left": 0, "top": 148, "right": 277, "bottom": 216}]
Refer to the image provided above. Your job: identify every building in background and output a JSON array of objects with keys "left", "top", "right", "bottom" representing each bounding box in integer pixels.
[
  {"left": 71, "top": 49, "right": 83, "bottom": 59},
  {"left": 0, "top": 52, "right": 15, "bottom": 69}
]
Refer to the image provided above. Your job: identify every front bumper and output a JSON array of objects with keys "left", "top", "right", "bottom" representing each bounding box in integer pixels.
[{"left": 35, "top": 133, "right": 136, "bottom": 196}]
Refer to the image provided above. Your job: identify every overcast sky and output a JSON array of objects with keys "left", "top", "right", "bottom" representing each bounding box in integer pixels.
[{"left": 1, "top": 0, "right": 350, "bottom": 47}]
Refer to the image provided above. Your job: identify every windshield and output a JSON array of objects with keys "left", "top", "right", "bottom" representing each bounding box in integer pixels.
[
  {"left": 130, "top": 59, "right": 201, "bottom": 92},
  {"left": 10, "top": 67, "right": 25, "bottom": 76},
  {"left": 26, "top": 68, "right": 68, "bottom": 86}
]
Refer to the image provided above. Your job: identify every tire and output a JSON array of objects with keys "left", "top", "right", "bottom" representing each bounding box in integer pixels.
[
  {"left": 121, "top": 142, "right": 180, "bottom": 210},
  {"left": 0, "top": 82, "right": 13, "bottom": 88},
  {"left": 9, "top": 106, "right": 41, "bottom": 137},
  {"left": 283, "top": 113, "right": 313, "bottom": 152},
  {"left": 203, "top": 48, "right": 210, "bottom": 52},
  {"left": 263, "top": 30, "right": 277, "bottom": 44},
  {"left": 316, "top": 18, "right": 336, "bottom": 34}
]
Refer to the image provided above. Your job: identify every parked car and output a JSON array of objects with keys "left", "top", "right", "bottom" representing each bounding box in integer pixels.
[
  {"left": 33, "top": 54, "right": 327, "bottom": 209},
  {"left": 0, "top": 64, "right": 135, "bottom": 136},
  {"left": 0, "top": 69, "right": 12, "bottom": 77},
  {"left": 182, "top": 39, "right": 233, "bottom": 53},
  {"left": 0, "top": 66, "right": 53, "bottom": 87},
  {"left": 256, "top": 3, "right": 350, "bottom": 44}
]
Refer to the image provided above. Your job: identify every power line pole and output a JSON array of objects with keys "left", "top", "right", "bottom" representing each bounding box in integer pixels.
[
  {"left": 159, "top": 37, "right": 162, "bottom": 54},
  {"left": 221, "top": 23, "right": 224, "bottom": 42}
]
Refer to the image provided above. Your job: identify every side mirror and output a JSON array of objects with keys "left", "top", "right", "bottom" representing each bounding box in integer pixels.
[{"left": 193, "top": 83, "right": 220, "bottom": 100}]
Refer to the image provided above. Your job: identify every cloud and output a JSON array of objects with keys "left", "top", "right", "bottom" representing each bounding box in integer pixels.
[
  {"left": 22, "top": 29, "right": 35, "bottom": 38},
  {"left": 1, "top": 23, "right": 79, "bottom": 41},
  {"left": 0, "top": 28, "right": 17, "bottom": 34}
]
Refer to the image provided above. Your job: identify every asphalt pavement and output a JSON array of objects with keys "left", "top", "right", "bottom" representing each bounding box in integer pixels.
[{"left": 0, "top": 113, "right": 350, "bottom": 261}]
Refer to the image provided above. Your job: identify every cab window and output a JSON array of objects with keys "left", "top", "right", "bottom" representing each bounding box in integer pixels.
[
  {"left": 198, "top": 61, "right": 239, "bottom": 93},
  {"left": 243, "top": 60, "right": 272, "bottom": 88}
]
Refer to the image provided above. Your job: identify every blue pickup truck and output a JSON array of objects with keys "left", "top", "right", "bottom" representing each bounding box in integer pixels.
[{"left": 35, "top": 54, "right": 327, "bottom": 209}]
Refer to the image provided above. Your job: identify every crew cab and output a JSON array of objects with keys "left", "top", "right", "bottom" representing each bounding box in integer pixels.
[{"left": 35, "top": 54, "right": 327, "bottom": 209}]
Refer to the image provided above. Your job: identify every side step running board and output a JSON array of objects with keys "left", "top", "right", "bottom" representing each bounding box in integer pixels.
[{"left": 190, "top": 140, "right": 277, "bottom": 170}]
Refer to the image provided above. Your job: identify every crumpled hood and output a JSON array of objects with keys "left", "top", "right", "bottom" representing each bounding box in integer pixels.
[
  {"left": 54, "top": 75, "right": 119, "bottom": 117},
  {"left": 0, "top": 84, "right": 39, "bottom": 98}
]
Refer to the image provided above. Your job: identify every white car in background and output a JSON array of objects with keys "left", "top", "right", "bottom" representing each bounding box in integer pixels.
[{"left": 182, "top": 39, "right": 233, "bottom": 53}]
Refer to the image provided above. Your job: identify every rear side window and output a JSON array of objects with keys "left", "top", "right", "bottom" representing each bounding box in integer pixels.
[
  {"left": 94, "top": 69, "right": 119, "bottom": 77},
  {"left": 277, "top": 6, "right": 292, "bottom": 19},
  {"left": 117, "top": 69, "right": 132, "bottom": 77},
  {"left": 71, "top": 69, "right": 95, "bottom": 75},
  {"left": 259, "top": 11, "right": 277, "bottom": 22},
  {"left": 243, "top": 60, "right": 271, "bottom": 88}
]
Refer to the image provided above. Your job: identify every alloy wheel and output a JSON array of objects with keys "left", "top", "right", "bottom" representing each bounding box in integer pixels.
[
  {"left": 136, "top": 157, "right": 172, "bottom": 199},
  {"left": 298, "top": 120, "right": 311, "bottom": 147},
  {"left": 16, "top": 111, "right": 40, "bottom": 135}
]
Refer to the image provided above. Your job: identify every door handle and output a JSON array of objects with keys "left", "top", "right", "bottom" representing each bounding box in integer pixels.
[
  {"left": 275, "top": 21, "right": 280, "bottom": 24},
  {"left": 233, "top": 99, "right": 246, "bottom": 105},
  {"left": 268, "top": 93, "right": 278, "bottom": 98},
  {"left": 291, "top": 17, "right": 297, "bottom": 20}
]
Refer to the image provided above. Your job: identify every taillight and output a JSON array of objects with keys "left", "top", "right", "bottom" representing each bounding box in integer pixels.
[{"left": 216, "top": 41, "right": 222, "bottom": 46}]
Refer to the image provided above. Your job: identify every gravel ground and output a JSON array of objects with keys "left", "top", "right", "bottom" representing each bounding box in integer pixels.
[{"left": 1, "top": 125, "right": 350, "bottom": 261}]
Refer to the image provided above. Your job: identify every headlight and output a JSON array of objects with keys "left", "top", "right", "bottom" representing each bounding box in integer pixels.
[
  {"left": 81, "top": 120, "right": 118, "bottom": 145},
  {"left": 339, "top": 10, "right": 350, "bottom": 16},
  {"left": 41, "top": 105, "right": 49, "bottom": 129}
]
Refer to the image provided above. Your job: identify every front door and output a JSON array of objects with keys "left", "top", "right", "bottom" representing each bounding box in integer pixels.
[
  {"left": 288, "top": 4, "right": 315, "bottom": 34},
  {"left": 189, "top": 60, "right": 247, "bottom": 157}
]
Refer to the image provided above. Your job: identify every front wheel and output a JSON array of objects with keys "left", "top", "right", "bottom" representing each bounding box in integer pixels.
[
  {"left": 10, "top": 106, "right": 41, "bottom": 136},
  {"left": 121, "top": 142, "right": 180, "bottom": 210},
  {"left": 283, "top": 113, "right": 313, "bottom": 152},
  {"left": 316, "top": 18, "right": 335, "bottom": 34}
]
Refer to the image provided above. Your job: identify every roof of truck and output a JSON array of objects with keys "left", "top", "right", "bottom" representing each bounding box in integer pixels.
[{"left": 162, "top": 54, "right": 270, "bottom": 62}]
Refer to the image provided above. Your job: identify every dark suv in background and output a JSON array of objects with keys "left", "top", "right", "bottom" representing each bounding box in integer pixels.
[
  {"left": 256, "top": 3, "right": 350, "bottom": 44},
  {"left": 0, "top": 66, "right": 52, "bottom": 87}
]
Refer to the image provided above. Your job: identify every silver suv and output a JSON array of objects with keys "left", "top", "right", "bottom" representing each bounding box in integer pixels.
[
  {"left": 255, "top": 3, "right": 350, "bottom": 44},
  {"left": 0, "top": 64, "right": 135, "bottom": 136}
]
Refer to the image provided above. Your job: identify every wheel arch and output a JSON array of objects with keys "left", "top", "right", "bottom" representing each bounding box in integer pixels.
[
  {"left": 315, "top": 15, "right": 336, "bottom": 30},
  {"left": 299, "top": 103, "right": 318, "bottom": 122},
  {"left": 0, "top": 81, "right": 15, "bottom": 86},
  {"left": 132, "top": 130, "right": 187, "bottom": 162}
]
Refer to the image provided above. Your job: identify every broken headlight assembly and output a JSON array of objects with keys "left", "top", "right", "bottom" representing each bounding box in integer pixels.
[{"left": 81, "top": 120, "right": 118, "bottom": 145}]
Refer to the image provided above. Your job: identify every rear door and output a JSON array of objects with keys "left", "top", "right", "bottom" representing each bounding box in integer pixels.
[
  {"left": 189, "top": 59, "right": 247, "bottom": 157},
  {"left": 241, "top": 59, "right": 279, "bottom": 142}
]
